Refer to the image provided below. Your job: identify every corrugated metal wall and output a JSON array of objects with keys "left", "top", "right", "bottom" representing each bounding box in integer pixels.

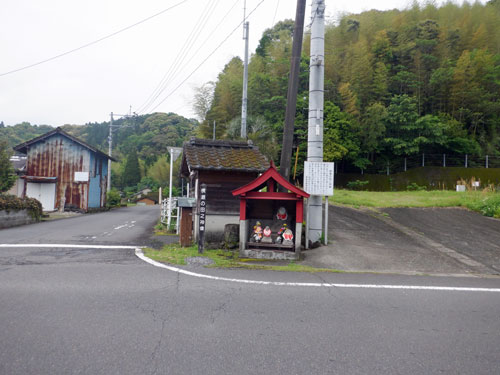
[{"left": 26, "top": 134, "right": 108, "bottom": 211}]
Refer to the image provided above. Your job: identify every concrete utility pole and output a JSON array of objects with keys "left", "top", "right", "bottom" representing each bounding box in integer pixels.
[
  {"left": 241, "top": 1, "right": 249, "bottom": 139},
  {"left": 307, "top": 0, "right": 325, "bottom": 244},
  {"left": 279, "top": 0, "right": 307, "bottom": 182}
]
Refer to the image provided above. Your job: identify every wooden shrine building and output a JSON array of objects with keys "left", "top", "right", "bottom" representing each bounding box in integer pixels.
[
  {"left": 232, "top": 161, "right": 309, "bottom": 260},
  {"left": 180, "top": 138, "right": 268, "bottom": 247}
]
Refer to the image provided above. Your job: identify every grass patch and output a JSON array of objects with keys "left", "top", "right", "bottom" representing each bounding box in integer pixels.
[
  {"left": 143, "top": 244, "right": 342, "bottom": 273},
  {"left": 331, "top": 189, "right": 496, "bottom": 208}
]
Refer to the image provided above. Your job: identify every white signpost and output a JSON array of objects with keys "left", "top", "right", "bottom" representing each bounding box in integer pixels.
[{"left": 304, "top": 161, "right": 334, "bottom": 246}]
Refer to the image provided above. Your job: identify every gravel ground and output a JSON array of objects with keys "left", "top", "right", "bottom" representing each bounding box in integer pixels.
[{"left": 302, "top": 205, "right": 500, "bottom": 276}]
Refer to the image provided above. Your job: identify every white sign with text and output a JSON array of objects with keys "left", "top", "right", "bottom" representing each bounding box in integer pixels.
[{"left": 304, "top": 161, "right": 334, "bottom": 196}]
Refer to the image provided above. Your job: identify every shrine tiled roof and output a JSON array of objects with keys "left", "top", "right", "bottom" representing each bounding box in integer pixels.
[{"left": 181, "top": 138, "right": 268, "bottom": 174}]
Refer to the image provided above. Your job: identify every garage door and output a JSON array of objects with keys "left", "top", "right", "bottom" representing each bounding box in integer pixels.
[{"left": 26, "top": 183, "right": 56, "bottom": 211}]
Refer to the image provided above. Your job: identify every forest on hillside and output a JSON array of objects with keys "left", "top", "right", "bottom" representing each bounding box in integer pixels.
[
  {"left": 1, "top": 113, "right": 197, "bottom": 193},
  {"left": 2, "top": 1, "right": 500, "bottom": 191},
  {"left": 196, "top": 0, "right": 500, "bottom": 175}
]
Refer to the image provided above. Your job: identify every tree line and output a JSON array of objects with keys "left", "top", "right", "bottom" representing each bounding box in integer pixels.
[
  {"left": 0, "top": 113, "right": 197, "bottom": 194},
  {"left": 195, "top": 0, "right": 500, "bottom": 176}
]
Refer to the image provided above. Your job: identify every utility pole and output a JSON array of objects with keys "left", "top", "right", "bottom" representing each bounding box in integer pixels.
[
  {"left": 241, "top": 1, "right": 249, "bottom": 139},
  {"left": 307, "top": 0, "right": 325, "bottom": 244},
  {"left": 279, "top": 0, "right": 307, "bottom": 181},
  {"left": 107, "top": 111, "right": 135, "bottom": 192}
]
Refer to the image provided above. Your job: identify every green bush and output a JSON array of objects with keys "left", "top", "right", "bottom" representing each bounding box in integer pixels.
[
  {"left": 106, "top": 189, "right": 121, "bottom": 207},
  {"left": 468, "top": 194, "right": 500, "bottom": 218},
  {"left": 346, "top": 180, "right": 369, "bottom": 190},
  {"left": 407, "top": 182, "right": 427, "bottom": 191},
  {"left": 0, "top": 194, "right": 43, "bottom": 220}
]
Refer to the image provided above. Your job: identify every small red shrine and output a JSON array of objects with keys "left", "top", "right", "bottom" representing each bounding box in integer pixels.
[{"left": 232, "top": 161, "right": 310, "bottom": 260}]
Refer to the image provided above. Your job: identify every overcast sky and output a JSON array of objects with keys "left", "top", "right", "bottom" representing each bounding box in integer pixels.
[{"left": 0, "top": 0, "right": 483, "bottom": 127}]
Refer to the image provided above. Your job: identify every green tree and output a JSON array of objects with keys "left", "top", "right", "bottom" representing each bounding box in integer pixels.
[
  {"left": 0, "top": 141, "right": 16, "bottom": 193},
  {"left": 122, "top": 149, "right": 141, "bottom": 187},
  {"left": 384, "top": 94, "right": 423, "bottom": 155}
]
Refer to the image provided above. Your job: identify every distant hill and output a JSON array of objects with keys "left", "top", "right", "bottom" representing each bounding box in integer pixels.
[{"left": 1, "top": 112, "right": 198, "bottom": 166}]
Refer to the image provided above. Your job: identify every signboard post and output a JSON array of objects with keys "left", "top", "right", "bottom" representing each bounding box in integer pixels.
[
  {"left": 304, "top": 161, "right": 334, "bottom": 246},
  {"left": 198, "top": 183, "right": 207, "bottom": 254}
]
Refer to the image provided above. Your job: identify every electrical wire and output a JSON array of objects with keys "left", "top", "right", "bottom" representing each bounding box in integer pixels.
[
  {"left": 272, "top": 0, "right": 280, "bottom": 27},
  {"left": 147, "top": 0, "right": 268, "bottom": 114},
  {"left": 137, "top": 0, "right": 240, "bottom": 115},
  {"left": 0, "top": 0, "right": 189, "bottom": 78},
  {"left": 135, "top": 0, "right": 220, "bottom": 114}
]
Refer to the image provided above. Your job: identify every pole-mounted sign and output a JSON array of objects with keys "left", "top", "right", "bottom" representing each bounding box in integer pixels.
[{"left": 198, "top": 183, "right": 207, "bottom": 254}]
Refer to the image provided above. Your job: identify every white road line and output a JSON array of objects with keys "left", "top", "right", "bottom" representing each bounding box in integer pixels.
[
  {"left": 0, "top": 244, "right": 137, "bottom": 249},
  {"left": 1, "top": 244, "right": 499, "bottom": 292},
  {"left": 133, "top": 249, "right": 500, "bottom": 293}
]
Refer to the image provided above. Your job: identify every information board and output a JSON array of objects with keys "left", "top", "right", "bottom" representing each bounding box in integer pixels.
[{"left": 304, "top": 161, "right": 334, "bottom": 196}]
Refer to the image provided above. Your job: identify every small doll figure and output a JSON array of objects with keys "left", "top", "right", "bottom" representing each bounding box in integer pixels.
[
  {"left": 251, "top": 221, "right": 263, "bottom": 242},
  {"left": 276, "top": 206, "right": 288, "bottom": 221},
  {"left": 276, "top": 223, "right": 288, "bottom": 244},
  {"left": 262, "top": 225, "right": 273, "bottom": 243},
  {"left": 282, "top": 227, "right": 294, "bottom": 246}
]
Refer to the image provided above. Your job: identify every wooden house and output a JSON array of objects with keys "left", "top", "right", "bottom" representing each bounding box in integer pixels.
[
  {"left": 180, "top": 138, "right": 268, "bottom": 247},
  {"left": 13, "top": 128, "right": 114, "bottom": 212}
]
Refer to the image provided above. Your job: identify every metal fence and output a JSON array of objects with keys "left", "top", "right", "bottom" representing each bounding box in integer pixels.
[{"left": 339, "top": 154, "right": 500, "bottom": 175}]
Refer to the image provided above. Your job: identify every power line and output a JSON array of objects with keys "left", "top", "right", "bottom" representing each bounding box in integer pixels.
[
  {"left": 272, "top": 0, "right": 281, "bottom": 27},
  {"left": 0, "top": 0, "right": 189, "bottom": 78},
  {"left": 136, "top": 0, "right": 220, "bottom": 114},
  {"left": 148, "top": 0, "right": 268, "bottom": 114},
  {"left": 137, "top": 0, "right": 240, "bottom": 115}
]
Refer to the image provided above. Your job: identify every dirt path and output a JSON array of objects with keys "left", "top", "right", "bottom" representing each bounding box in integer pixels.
[{"left": 302, "top": 205, "right": 500, "bottom": 276}]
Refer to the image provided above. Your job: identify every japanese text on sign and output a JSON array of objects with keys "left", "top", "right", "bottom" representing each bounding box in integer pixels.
[{"left": 304, "top": 161, "right": 334, "bottom": 196}]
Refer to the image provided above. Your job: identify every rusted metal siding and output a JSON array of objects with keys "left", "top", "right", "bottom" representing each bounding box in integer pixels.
[{"left": 25, "top": 134, "right": 97, "bottom": 211}]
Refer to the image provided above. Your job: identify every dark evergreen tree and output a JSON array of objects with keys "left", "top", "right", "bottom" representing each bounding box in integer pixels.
[{"left": 121, "top": 149, "right": 141, "bottom": 188}]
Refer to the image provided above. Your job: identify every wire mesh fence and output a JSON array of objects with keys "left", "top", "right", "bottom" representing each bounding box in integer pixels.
[{"left": 339, "top": 154, "right": 500, "bottom": 175}]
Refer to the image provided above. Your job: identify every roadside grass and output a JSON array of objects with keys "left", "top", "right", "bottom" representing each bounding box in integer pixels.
[
  {"left": 154, "top": 221, "right": 178, "bottom": 235},
  {"left": 143, "top": 244, "right": 341, "bottom": 273},
  {"left": 330, "top": 189, "right": 500, "bottom": 217}
]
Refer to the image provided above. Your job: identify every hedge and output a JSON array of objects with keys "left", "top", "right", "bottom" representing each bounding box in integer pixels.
[
  {"left": 0, "top": 194, "right": 43, "bottom": 220},
  {"left": 336, "top": 167, "right": 500, "bottom": 191}
]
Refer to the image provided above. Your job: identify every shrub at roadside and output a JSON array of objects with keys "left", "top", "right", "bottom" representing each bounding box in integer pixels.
[
  {"left": 407, "top": 182, "right": 427, "bottom": 191},
  {"left": 0, "top": 194, "right": 43, "bottom": 220},
  {"left": 346, "top": 180, "right": 369, "bottom": 190},
  {"left": 106, "top": 189, "right": 121, "bottom": 207},
  {"left": 466, "top": 194, "right": 500, "bottom": 218}
]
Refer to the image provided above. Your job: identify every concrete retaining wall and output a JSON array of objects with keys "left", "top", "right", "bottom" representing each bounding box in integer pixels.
[{"left": 0, "top": 209, "right": 38, "bottom": 229}]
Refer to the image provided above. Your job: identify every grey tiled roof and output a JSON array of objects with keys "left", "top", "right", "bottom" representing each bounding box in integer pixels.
[{"left": 182, "top": 138, "right": 268, "bottom": 174}]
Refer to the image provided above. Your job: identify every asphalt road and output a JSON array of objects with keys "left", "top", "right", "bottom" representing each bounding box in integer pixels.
[{"left": 1, "top": 206, "right": 499, "bottom": 374}]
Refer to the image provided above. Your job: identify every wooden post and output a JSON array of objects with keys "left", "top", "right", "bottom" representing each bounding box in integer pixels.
[
  {"left": 293, "top": 146, "right": 300, "bottom": 180},
  {"left": 198, "top": 183, "right": 207, "bottom": 254}
]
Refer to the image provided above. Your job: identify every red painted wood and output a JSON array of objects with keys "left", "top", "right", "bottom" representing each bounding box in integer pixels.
[
  {"left": 244, "top": 192, "right": 298, "bottom": 200},
  {"left": 232, "top": 162, "right": 309, "bottom": 198},
  {"left": 296, "top": 200, "right": 304, "bottom": 222},
  {"left": 268, "top": 180, "right": 275, "bottom": 193},
  {"left": 240, "top": 198, "right": 247, "bottom": 220}
]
